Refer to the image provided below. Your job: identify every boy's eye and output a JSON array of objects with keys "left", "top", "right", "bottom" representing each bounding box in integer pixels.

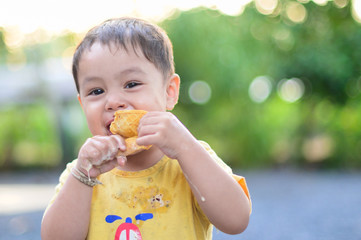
[
  {"left": 125, "top": 81, "right": 141, "bottom": 89},
  {"left": 89, "top": 88, "right": 104, "bottom": 95}
]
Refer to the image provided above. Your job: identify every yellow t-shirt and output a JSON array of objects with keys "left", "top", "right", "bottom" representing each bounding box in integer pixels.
[{"left": 46, "top": 141, "right": 250, "bottom": 240}]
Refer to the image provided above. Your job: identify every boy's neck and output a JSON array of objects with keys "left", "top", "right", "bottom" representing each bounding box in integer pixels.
[{"left": 116, "top": 146, "right": 164, "bottom": 172}]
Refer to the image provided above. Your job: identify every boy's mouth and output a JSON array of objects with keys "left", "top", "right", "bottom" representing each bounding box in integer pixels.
[
  {"left": 107, "top": 124, "right": 112, "bottom": 135},
  {"left": 106, "top": 119, "right": 114, "bottom": 135}
]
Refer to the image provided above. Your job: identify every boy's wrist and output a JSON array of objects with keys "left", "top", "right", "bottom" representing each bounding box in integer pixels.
[
  {"left": 76, "top": 158, "right": 93, "bottom": 175},
  {"left": 71, "top": 166, "right": 102, "bottom": 187},
  {"left": 174, "top": 137, "right": 202, "bottom": 162}
]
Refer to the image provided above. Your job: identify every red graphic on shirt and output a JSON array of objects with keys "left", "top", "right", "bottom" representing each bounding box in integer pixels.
[{"left": 106, "top": 213, "right": 153, "bottom": 240}]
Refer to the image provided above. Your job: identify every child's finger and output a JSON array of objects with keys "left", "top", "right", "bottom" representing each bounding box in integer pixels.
[
  {"left": 136, "top": 133, "right": 159, "bottom": 147},
  {"left": 109, "top": 135, "right": 127, "bottom": 152},
  {"left": 78, "top": 136, "right": 125, "bottom": 169},
  {"left": 94, "top": 158, "right": 118, "bottom": 174},
  {"left": 116, "top": 155, "right": 127, "bottom": 166}
]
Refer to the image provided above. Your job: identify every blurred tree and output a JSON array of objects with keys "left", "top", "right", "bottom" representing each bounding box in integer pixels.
[
  {"left": 0, "top": 30, "right": 81, "bottom": 169},
  {"left": 278, "top": 2, "right": 361, "bottom": 103},
  {"left": 0, "top": 28, "right": 8, "bottom": 64},
  {"left": 162, "top": 0, "right": 361, "bottom": 168}
]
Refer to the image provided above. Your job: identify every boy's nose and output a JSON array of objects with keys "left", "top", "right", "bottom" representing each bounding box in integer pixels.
[{"left": 105, "top": 93, "right": 127, "bottom": 111}]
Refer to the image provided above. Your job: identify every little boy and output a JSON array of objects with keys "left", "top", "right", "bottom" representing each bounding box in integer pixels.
[{"left": 41, "top": 17, "right": 251, "bottom": 240}]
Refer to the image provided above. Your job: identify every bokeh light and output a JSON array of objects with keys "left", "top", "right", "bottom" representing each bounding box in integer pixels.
[
  {"left": 277, "top": 78, "right": 305, "bottom": 103},
  {"left": 313, "top": 0, "right": 329, "bottom": 6},
  {"left": 285, "top": 1, "right": 307, "bottom": 23},
  {"left": 255, "top": 0, "right": 279, "bottom": 15},
  {"left": 188, "top": 80, "right": 212, "bottom": 104},
  {"left": 302, "top": 135, "right": 334, "bottom": 162},
  {"left": 248, "top": 76, "right": 273, "bottom": 103},
  {"left": 272, "top": 27, "right": 295, "bottom": 51},
  {"left": 352, "top": 0, "right": 361, "bottom": 23},
  {"left": 334, "top": 0, "right": 348, "bottom": 8}
]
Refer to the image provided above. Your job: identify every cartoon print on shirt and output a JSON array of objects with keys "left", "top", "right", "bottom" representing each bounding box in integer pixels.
[
  {"left": 106, "top": 213, "right": 153, "bottom": 240},
  {"left": 107, "top": 185, "right": 172, "bottom": 239}
]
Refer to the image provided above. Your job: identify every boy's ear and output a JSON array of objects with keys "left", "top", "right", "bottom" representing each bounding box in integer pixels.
[
  {"left": 166, "top": 74, "right": 180, "bottom": 110},
  {"left": 77, "top": 94, "right": 83, "bottom": 109}
]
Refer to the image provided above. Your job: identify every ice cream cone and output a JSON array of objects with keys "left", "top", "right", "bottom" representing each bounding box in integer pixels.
[
  {"left": 110, "top": 110, "right": 147, "bottom": 138},
  {"left": 117, "top": 137, "right": 151, "bottom": 156},
  {"left": 110, "top": 110, "right": 151, "bottom": 156}
]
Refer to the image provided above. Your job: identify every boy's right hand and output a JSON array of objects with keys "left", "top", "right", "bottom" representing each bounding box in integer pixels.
[{"left": 76, "top": 135, "right": 127, "bottom": 178}]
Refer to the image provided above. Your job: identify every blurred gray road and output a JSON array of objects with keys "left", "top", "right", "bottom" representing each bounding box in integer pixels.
[{"left": 0, "top": 169, "right": 360, "bottom": 240}]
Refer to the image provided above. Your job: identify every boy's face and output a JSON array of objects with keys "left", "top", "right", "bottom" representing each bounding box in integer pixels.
[{"left": 77, "top": 42, "right": 179, "bottom": 136}]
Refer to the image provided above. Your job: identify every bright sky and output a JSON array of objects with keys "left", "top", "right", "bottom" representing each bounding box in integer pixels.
[
  {"left": 0, "top": 0, "right": 360, "bottom": 49},
  {"left": 1, "top": 0, "right": 360, "bottom": 35},
  {"left": 0, "top": 0, "right": 251, "bottom": 34}
]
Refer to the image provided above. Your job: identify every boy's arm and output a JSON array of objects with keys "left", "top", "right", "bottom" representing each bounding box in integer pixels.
[
  {"left": 41, "top": 135, "right": 125, "bottom": 240},
  {"left": 137, "top": 112, "right": 250, "bottom": 234},
  {"left": 41, "top": 172, "right": 93, "bottom": 240},
  {"left": 176, "top": 140, "right": 250, "bottom": 234}
]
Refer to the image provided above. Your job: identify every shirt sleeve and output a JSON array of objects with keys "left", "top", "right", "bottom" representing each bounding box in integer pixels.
[
  {"left": 198, "top": 140, "right": 233, "bottom": 175},
  {"left": 198, "top": 140, "right": 252, "bottom": 212},
  {"left": 233, "top": 174, "right": 252, "bottom": 213},
  {"left": 43, "top": 160, "right": 76, "bottom": 215}
]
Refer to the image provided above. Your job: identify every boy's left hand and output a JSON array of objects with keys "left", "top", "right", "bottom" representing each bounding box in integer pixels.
[{"left": 136, "top": 112, "right": 195, "bottom": 159}]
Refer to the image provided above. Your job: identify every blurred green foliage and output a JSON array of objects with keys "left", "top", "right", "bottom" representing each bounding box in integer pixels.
[
  {"left": 0, "top": 0, "right": 360, "bottom": 170},
  {"left": 162, "top": 1, "right": 361, "bottom": 169},
  {"left": 0, "top": 104, "right": 61, "bottom": 169}
]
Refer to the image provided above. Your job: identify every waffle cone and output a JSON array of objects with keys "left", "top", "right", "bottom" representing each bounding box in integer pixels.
[
  {"left": 117, "top": 137, "right": 152, "bottom": 156},
  {"left": 110, "top": 110, "right": 147, "bottom": 138},
  {"left": 110, "top": 110, "right": 151, "bottom": 156}
]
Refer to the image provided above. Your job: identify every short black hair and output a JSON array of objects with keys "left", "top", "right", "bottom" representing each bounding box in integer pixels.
[{"left": 72, "top": 17, "right": 175, "bottom": 93}]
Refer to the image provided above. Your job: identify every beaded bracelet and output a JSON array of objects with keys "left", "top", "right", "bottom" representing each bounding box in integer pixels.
[{"left": 70, "top": 166, "right": 102, "bottom": 187}]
